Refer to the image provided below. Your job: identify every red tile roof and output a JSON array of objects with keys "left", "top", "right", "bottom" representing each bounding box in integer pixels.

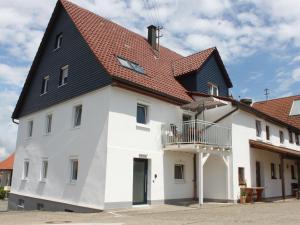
[
  {"left": 252, "top": 95, "right": 300, "bottom": 130},
  {"left": 60, "top": 0, "right": 194, "bottom": 103},
  {"left": 0, "top": 153, "right": 14, "bottom": 170},
  {"left": 173, "top": 48, "right": 215, "bottom": 77}
]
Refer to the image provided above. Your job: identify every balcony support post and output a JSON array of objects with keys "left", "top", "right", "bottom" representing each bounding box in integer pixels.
[{"left": 198, "top": 152, "right": 204, "bottom": 205}]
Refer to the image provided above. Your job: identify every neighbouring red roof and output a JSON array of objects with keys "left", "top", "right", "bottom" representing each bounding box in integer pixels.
[
  {"left": 173, "top": 48, "right": 215, "bottom": 77},
  {"left": 252, "top": 95, "right": 300, "bottom": 130},
  {"left": 0, "top": 153, "right": 14, "bottom": 170},
  {"left": 60, "top": 0, "right": 193, "bottom": 103}
]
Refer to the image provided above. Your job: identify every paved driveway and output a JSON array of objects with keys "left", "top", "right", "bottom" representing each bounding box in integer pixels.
[{"left": 1, "top": 200, "right": 300, "bottom": 225}]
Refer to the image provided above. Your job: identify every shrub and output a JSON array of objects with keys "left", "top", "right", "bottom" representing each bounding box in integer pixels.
[{"left": 0, "top": 187, "right": 6, "bottom": 200}]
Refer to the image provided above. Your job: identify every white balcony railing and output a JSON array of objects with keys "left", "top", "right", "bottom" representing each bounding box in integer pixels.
[{"left": 162, "top": 120, "right": 232, "bottom": 148}]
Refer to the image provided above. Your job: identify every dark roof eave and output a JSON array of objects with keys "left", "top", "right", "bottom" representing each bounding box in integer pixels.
[{"left": 111, "top": 76, "right": 191, "bottom": 106}]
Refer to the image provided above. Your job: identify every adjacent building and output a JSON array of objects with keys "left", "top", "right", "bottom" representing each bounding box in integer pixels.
[
  {"left": 0, "top": 153, "right": 14, "bottom": 187},
  {"left": 8, "top": 0, "right": 300, "bottom": 212}
]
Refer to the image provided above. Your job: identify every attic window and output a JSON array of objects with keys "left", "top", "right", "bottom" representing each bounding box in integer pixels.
[
  {"left": 290, "top": 100, "right": 300, "bottom": 116},
  {"left": 117, "top": 56, "right": 145, "bottom": 74},
  {"left": 55, "top": 33, "right": 63, "bottom": 49}
]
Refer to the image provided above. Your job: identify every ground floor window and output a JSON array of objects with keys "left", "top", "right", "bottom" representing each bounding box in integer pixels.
[
  {"left": 174, "top": 164, "right": 184, "bottom": 180},
  {"left": 238, "top": 167, "right": 245, "bottom": 185},
  {"left": 271, "top": 163, "right": 277, "bottom": 179},
  {"left": 291, "top": 165, "right": 296, "bottom": 179},
  {"left": 70, "top": 159, "right": 78, "bottom": 182}
]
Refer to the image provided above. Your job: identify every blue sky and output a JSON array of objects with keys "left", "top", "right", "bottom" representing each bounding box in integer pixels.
[{"left": 0, "top": 0, "right": 300, "bottom": 159}]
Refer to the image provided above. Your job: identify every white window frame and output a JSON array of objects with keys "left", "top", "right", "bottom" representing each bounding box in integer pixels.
[
  {"left": 73, "top": 104, "right": 82, "bottom": 128},
  {"left": 27, "top": 120, "right": 33, "bottom": 138},
  {"left": 41, "top": 76, "right": 49, "bottom": 95},
  {"left": 174, "top": 163, "right": 185, "bottom": 182},
  {"left": 290, "top": 100, "right": 300, "bottom": 116},
  {"left": 255, "top": 120, "right": 262, "bottom": 138},
  {"left": 136, "top": 103, "right": 149, "bottom": 125},
  {"left": 69, "top": 158, "right": 79, "bottom": 183},
  {"left": 55, "top": 33, "right": 63, "bottom": 49},
  {"left": 45, "top": 114, "right": 53, "bottom": 135},
  {"left": 279, "top": 130, "right": 285, "bottom": 144},
  {"left": 23, "top": 160, "right": 30, "bottom": 180},
  {"left": 40, "top": 159, "right": 48, "bottom": 182},
  {"left": 208, "top": 83, "right": 219, "bottom": 96},
  {"left": 59, "top": 65, "right": 69, "bottom": 87}
]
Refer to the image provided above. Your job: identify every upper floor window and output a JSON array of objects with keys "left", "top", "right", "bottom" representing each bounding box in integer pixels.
[
  {"left": 136, "top": 104, "right": 148, "bottom": 124},
  {"left": 73, "top": 105, "right": 82, "bottom": 127},
  {"left": 59, "top": 65, "right": 68, "bottom": 86},
  {"left": 45, "top": 114, "right": 52, "bottom": 134},
  {"left": 289, "top": 130, "right": 294, "bottom": 144},
  {"left": 279, "top": 130, "right": 284, "bottom": 144},
  {"left": 23, "top": 160, "right": 29, "bottom": 179},
  {"left": 290, "top": 100, "right": 300, "bottom": 116},
  {"left": 117, "top": 56, "right": 145, "bottom": 74},
  {"left": 296, "top": 134, "right": 300, "bottom": 145},
  {"left": 255, "top": 120, "right": 262, "bottom": 137},
  {"left": 208, "top": 83, "right": 219, "bottom": 96},
  {"left": 41, "top": 76, "right": 49, "bottom": 95},
  {"left": 55, "top": 33, "right": 63, "bottom": 49},
  {"left": 266, "top": 125, "right": 270, "bottom": 140},
  {"left": 28, "top": 120, "right": 33, "bottom": 138}
]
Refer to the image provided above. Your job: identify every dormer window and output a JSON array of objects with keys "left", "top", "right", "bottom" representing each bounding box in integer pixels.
[
  {"left": 208, "top": 83, "right": 219, "bottom": 96},
  {"left": 117, "top": 56, "right": 145, "bottom": 74},
  {"left": 59, "top": 65, "right": 68, "bottom": 86},
  {"left": 55, "top": 33, "right": 63, "bottom": 49},
  {"left": 290, "top": 100, "right": 300, "bottom": 116},
  {"left": 41, "top": 76, "right": 49, "bottom": 95}
]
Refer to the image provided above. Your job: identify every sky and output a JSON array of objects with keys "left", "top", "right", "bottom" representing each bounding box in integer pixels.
[{"left": 0, "top": 0, "right": 300, "bottom": 160}]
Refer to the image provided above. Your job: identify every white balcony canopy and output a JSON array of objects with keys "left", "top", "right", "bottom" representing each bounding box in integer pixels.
[{"left": 181, "top": 96, "right": 228, "bottom": 112}]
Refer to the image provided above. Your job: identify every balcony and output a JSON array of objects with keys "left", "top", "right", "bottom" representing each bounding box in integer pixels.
[{"left": 162, "top": 120, "right": 232, "bottom": 150}]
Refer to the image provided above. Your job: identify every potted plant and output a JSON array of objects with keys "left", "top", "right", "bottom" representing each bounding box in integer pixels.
[{"left": 240, "top": 189, "right": 247, "bottom": 204}]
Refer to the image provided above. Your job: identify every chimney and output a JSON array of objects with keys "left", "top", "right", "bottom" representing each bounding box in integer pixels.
[
  {"left": 147, "top": 25, "right": 157, "bottom": 50},
  {"left": 240, "top": 98, "right": 253, "bottom": 106}
]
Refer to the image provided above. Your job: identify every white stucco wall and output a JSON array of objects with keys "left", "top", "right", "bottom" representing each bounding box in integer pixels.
[
  {"left": 231, "top": 109, "right": 300, "bottom": 200},
  {"left": 11, "top": 87, "right": 111, "bottom": 209},
  {"left": 104, "top": 87, "right": 194, "bottom": 205}
]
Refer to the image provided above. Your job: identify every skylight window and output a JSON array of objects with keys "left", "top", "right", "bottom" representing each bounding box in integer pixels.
[
  {"left": 290, "top": 100, "right": 300, "bottom": 116},
  {"left": 117, "top": 56, "right": 145, "bottom": 74}
]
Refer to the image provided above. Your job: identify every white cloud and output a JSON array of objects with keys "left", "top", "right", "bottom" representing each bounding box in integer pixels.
[
  {"left": 0, "top": 0, "right": 300, "bottom": 158},
  {"left": 0, "top": 64, "right": 28, "bottom": 87}
]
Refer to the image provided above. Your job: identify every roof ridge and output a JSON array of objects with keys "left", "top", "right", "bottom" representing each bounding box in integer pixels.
[
  {"left": 173, "top": 47, "right": 216, "bottom": 63},
  {"left": 254, "top": 95, "right": 300, "bottom": 104},
  {"left": 60, "top": 0, "right": 183, "bottom": 58}
]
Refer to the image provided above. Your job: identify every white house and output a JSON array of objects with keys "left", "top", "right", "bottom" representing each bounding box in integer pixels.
[{"left": 9, "top": 0, "right": 300, "bottom": 212}]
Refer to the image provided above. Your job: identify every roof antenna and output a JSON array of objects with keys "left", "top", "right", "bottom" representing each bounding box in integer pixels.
[
  {"left": 157, "top": 26, "right": 163, "bottom": 56},
  {"left": 264, "top": 88, "right": 270, "bottom": 100}
]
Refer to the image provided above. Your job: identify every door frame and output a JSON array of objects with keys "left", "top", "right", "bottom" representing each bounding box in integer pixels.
[
  {"left": 256, "top": 161, "right": 262, "bottom": 187},
  {"left": 132, "top": 158, "right": 148, "bottom": 205}
]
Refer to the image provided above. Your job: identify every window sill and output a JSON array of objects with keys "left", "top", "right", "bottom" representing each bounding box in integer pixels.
[
  {"left": 71, "top": 125, "right": 81, "bottom": 131},
  {"left": 69, "top": 180, "right": 77, "bottom": 185},
  {"left": 58, "top": 83, "right": 67, "bottom": 88},
  {"left": 39, "top": 179, "right": 47, "bottom": 183},
  {"left": 40, "top": 93, "right": 48, "bottom": 96},
  {"left": 21, "top": 178, "right": 28, "bottom": 182},
  {"left": 53, "top": 47, "right": 61, "bottom": 52},
  {"left": 136, "top": 123, "right": 150, "bottom": 130},
  {"left": 43, "top": 133, "right": 52, "bottom": 137},
  {"left": 174, "top": 179, "right": 185, "bottom": 184}
]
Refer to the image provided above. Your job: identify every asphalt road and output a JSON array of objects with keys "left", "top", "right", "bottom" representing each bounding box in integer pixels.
[{"left": 1, "top": 199, "right": 300, "bottom": 225}]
